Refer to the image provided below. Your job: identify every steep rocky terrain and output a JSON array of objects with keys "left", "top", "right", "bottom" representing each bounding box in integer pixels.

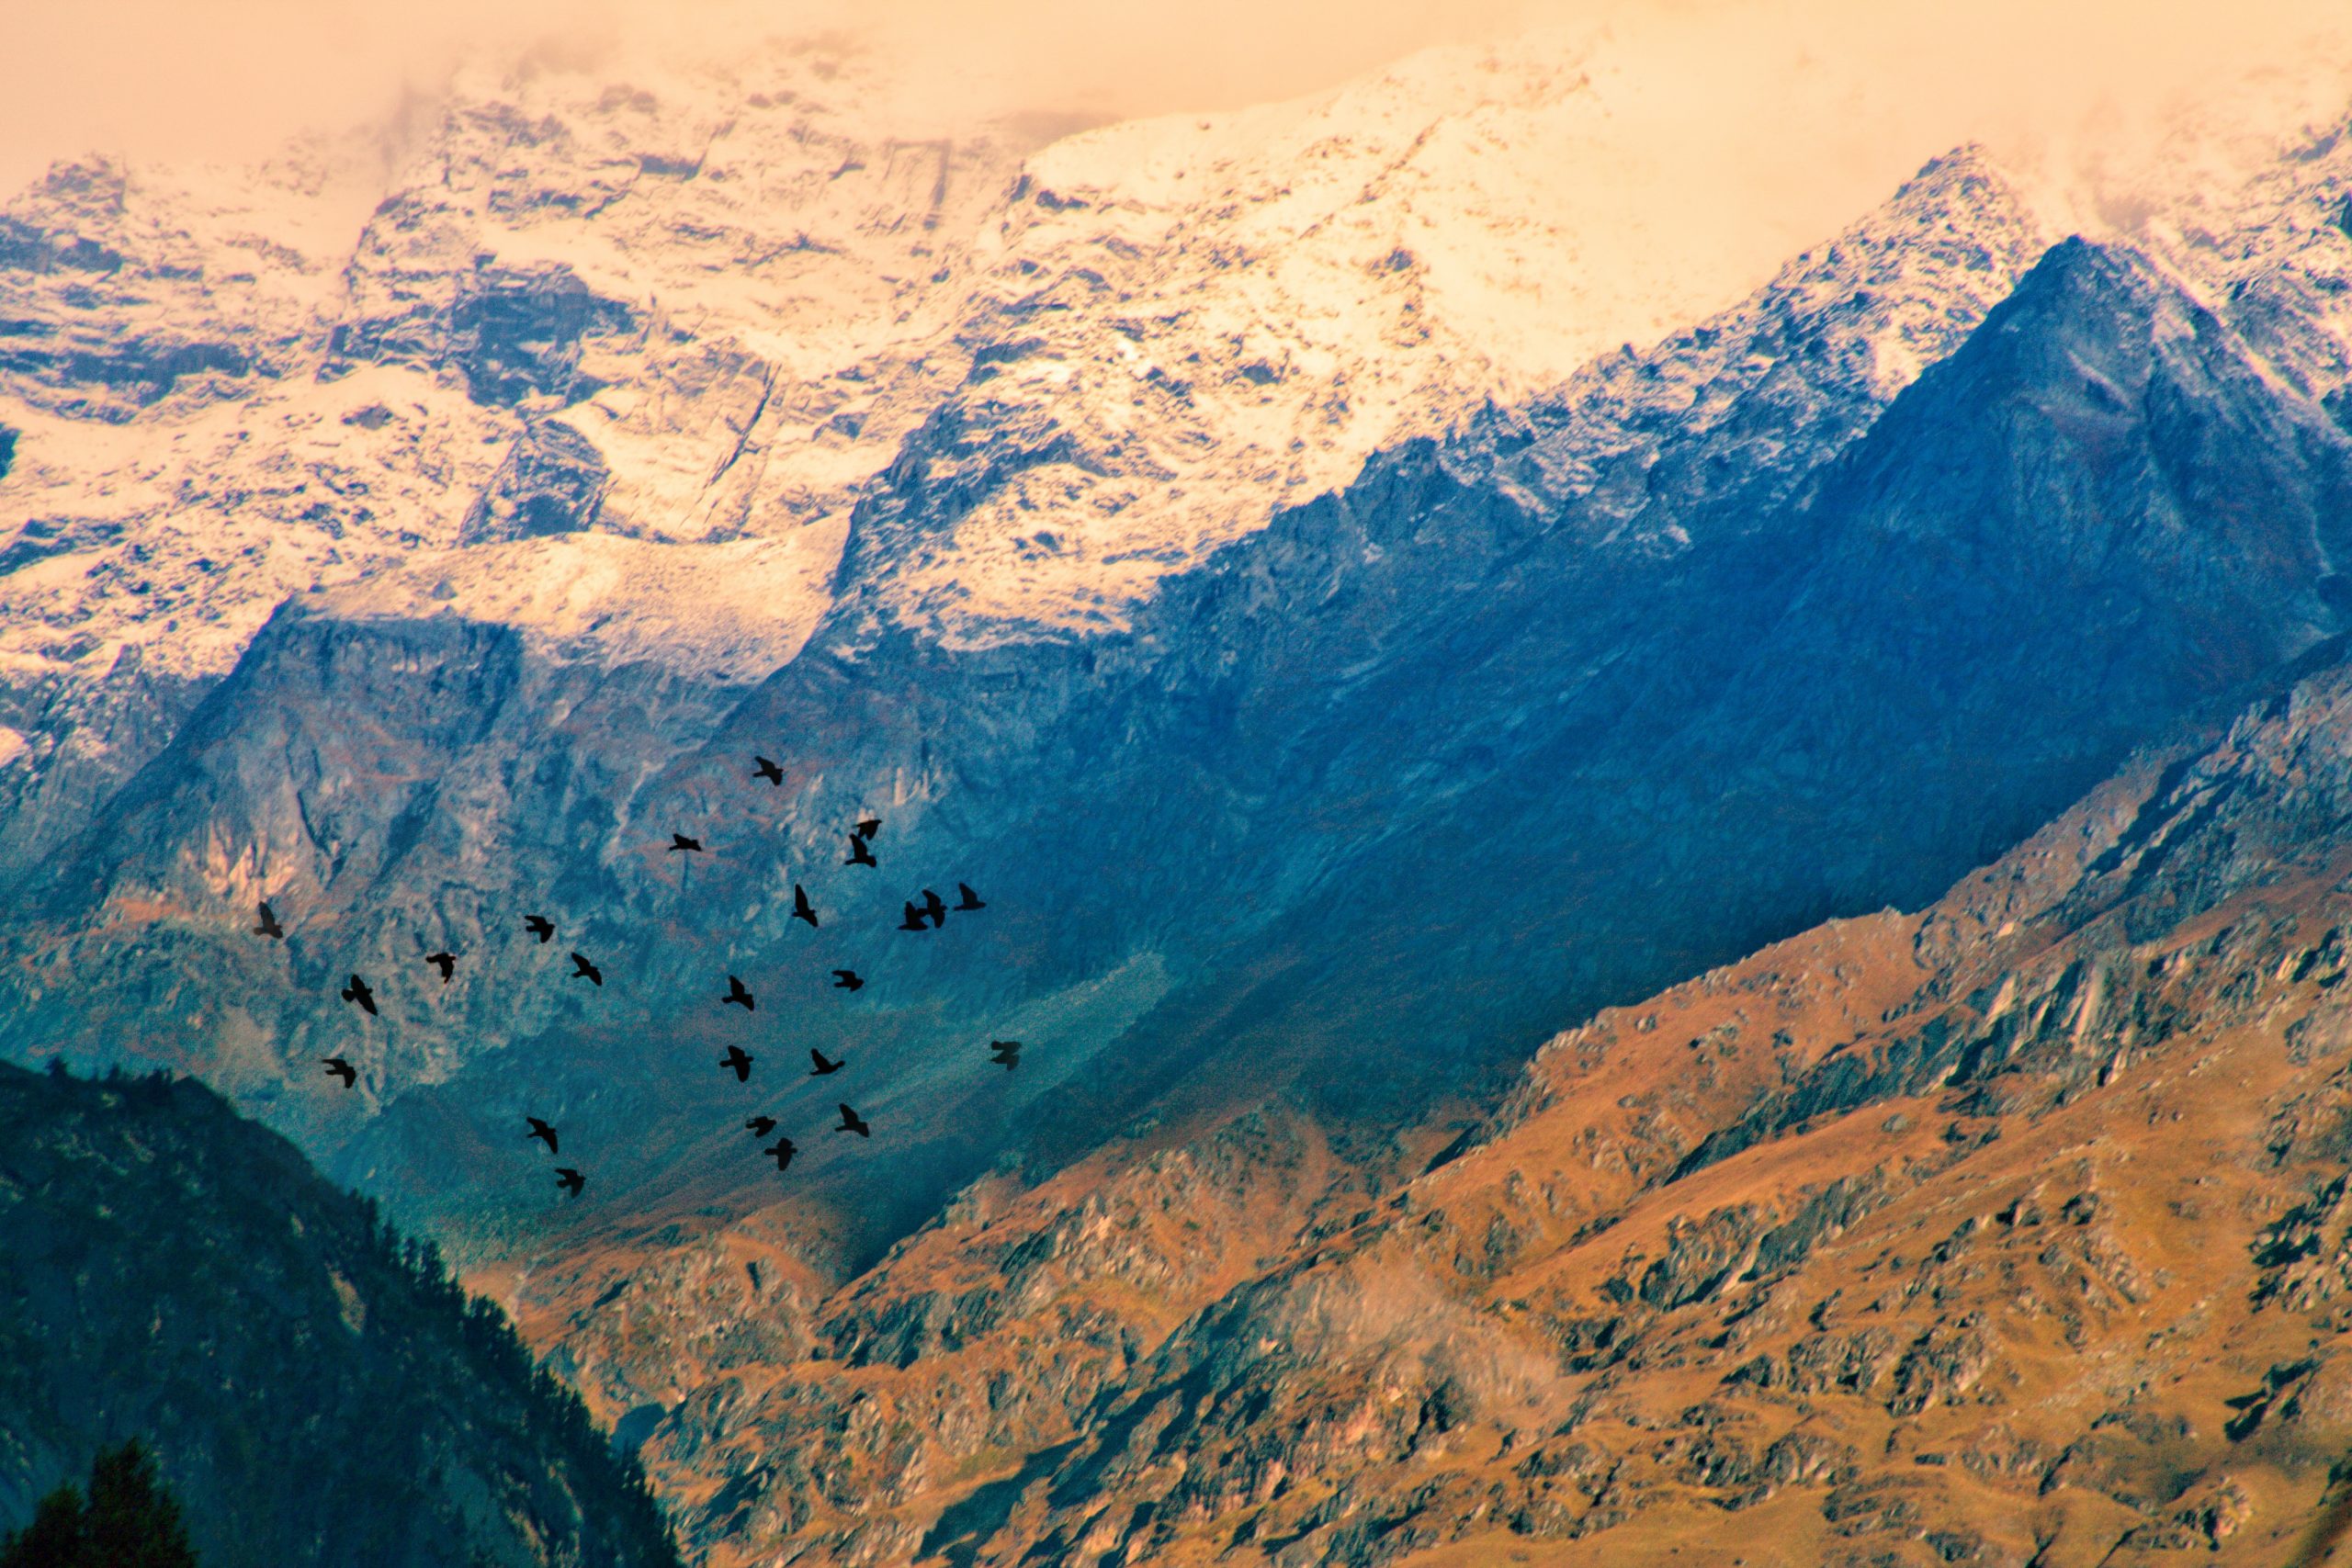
[
  {"left": 15, "top": 19, "right": 2352, "bottom": 1566},
  {"left": 0, "top": 147, "right": 1999, "bottom": 1218},
  {"left": 0, "top": 35, "right": 1039, "bottom": 872},
  {"left": 0, "top": 1057, "right": 678, "bottom": 1567},
  {"left": 0, "top": 34, "right": 2107, "bottom": 1251},
  {"left": 0, "top": 27, "right": 1838, "bottom": 876},
  {"left": 489, "top": 637, "right": 2352, "bottom": 1567},
  {"left": 23, "top": 118, "right": 2352, "bottom": 1258}
]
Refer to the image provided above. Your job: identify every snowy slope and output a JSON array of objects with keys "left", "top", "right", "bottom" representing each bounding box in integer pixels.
[
  {"left": 0, "top": 141, "right": 2078, "bottom": 1224},
  {"left": 306, "top": 525, "right": 845, "bottom": 680},
  {"left": 0, "top": 17, "right": 2089, "bottom": 708},
  {"left": 0, "top": 38, "right": 1036, "bottom": 693},
  {"left": 17, "top": 26, "right": 2352, "bottom": 1561},
  {"left": 17, "top": 16, "right": 2352, "bottom": 1567},
  {"left": 0, "top": 35, "right": 1044, "bottom": 867}
]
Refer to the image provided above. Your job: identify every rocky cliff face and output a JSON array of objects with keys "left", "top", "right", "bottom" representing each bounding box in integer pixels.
[
  {"left": 0, "top": 141, "right": 2041, "bottom": 1223},
  {"left": 486, "top": 647, "right": 2352, "bottom": 1567},
  {"left": 0, "top": 34, "right": 1051, "bottom": 881},
  {"left": 0, "top": 29, "right": 1820, "bottom": 876},
  {"left": 17, "top": 24, "right": 2352, "bottom": 1567},
  {"left": 20, "top": 123, "right": 2352, "bottom": 1258},
  {"left": 0, "top": 1058, "right": 678, "bottom": 1568}
]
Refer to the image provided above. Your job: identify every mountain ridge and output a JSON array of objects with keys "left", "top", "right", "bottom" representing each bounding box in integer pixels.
[
  {"left": 499, "top": 646, "right": 2352, "bottom": 1565},
  {"left": 12, "top": 30, "right": 2352, "bottom": 1568},
  {"left": 0, "top": 1055, "right": 680, "bottom": 1567},
  {"left": 0, "top": 136, "right": 2068, "bottom": 1251}
]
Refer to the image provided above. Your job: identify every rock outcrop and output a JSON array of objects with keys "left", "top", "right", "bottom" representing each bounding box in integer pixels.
[
  {"left": 17, "top": 27, "right": 2352, "bottom": 1568},
  {"left": 495, "top": 653, "right": 2352, "bottom": 1565}
]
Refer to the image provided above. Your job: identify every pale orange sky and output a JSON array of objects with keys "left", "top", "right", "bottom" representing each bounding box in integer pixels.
[
  {"left": 1, "top": 0, "right": 1550, "bottom": 193},
  {"left": 3, "top": 0, "right": 2349, "bottom": 206}
]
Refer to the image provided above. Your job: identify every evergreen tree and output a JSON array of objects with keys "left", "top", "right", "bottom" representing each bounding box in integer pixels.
[
  {"left": 0, "top": 1486, "right": 85, "bottom": 1568},
  {"left": 85, "top": 1441, "right": 197, "bottom": 1568},
  {"left": 1, "top": 1442, "right": 197, "bottom": 1568}
]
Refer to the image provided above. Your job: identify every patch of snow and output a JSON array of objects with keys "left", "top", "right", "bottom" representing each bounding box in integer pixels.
[
  {"left": 306, "top": 522, "right": 848, "bottom": 682},
  {"left": 853, "top": 19, "right": 2109, "bottom": 642},
  {"left": 8, "top": 11, "right": 2352, "bottom": 728},
  {"left": 0, "top": 363, "right": 511, "bottom": 682}
]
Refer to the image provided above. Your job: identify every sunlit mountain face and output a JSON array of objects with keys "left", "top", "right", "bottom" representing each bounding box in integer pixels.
[{"left": 11, "top": 5, "right": 2352, "bottom": 1563}]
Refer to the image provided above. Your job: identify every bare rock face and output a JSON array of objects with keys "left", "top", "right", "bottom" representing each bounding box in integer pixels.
[
  {"left": 28, "top": 121, "right": 2352, "bottom": 1280},
  {"left": 332, "top": 258, "right": 639, "bottom": 411},
  {"left": 461, "top": 416, "right": 612, "bottom": 542},
  {"left": 18, "top": 28, "right": 2352, "bottom": 1568},
  {"left": 510, "top": 654, "right": 2352, "bottom": 1566}
]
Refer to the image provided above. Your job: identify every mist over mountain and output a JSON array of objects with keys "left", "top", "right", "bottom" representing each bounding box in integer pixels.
[{"left": 10, "top": 12, "right": 2352, "bottom": 1565}]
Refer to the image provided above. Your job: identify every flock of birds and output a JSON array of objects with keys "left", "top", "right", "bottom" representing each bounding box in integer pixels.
[{"left": 265, "top": 759, "right": 1023, "bottom": 1201}]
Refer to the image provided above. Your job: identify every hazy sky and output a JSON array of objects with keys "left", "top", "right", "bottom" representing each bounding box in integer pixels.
[
  {"left": 4, "top": 0, "right": 2349, "bottom": 205},
  {"left": 0, "top": 0, "right": 1545, "bottom": 193}
]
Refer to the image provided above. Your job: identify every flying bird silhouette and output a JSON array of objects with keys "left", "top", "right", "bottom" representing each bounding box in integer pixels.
[
  {"left": 808, "top": 1047, "right": 843, "bottom": 1076},
  {"left": 720, "top": 1044, "right": 754, "bottom": 1082},
  {"left": 254, "top": 901, "right": 284, "bottom": 940},
  {"left": 792, "top": 884, "right": 819, "bottom": 928},
  {"left": 922, "top": 888, "right": 948, "bottom": 927},
  {"left": 763, "top": 1138, "right": 797, "bottom": 1170},
  {"left": 670, "top": 833, "right": 704, "bottom": 853},
  {"left": 340, "top": 975, "right": 378, "bottom": 1017},
  {"left": 555, "top": 1168, "right": 585, "bottom": 1197},
  {"left": 723, "top": 975, "right": 755, "bottom": 1010},
  {"left": 855, "top": 817, "right": 881, "bottom": 839},
  {"left": 898, "top": 901, "right": 929, "bottom": 932},
  {"left": 989, "top": 1039, "right": 1022, "bottom": 1070},
  {"left": 835, "top": 1103, "right": 871, "bottom": 1137},
  {"left": 843, "top": 834, "right": 876, "bottom": 867},
  {"left": 831, "top": 969, "right": 864, "bottom": 992},
  {"left": 745, "top": 1115, "right": 777, "bottom": 1137},
  {"left": 322, "top": 1056, "right": 356, "bottom": 1088},
  {"left": 752, "top": 756, "right": 785, "bottom": 785},
  {"left": 571, "top": 952, "right": 604, "bottom": 986},
  {"left": 425, "top": 951, "right": 457, "bottom": 983},
  {"left": 956, "top": 883, "right": 987, "bottom": 911},
  {"left": 526, "top": 1117, "right": 559, "bottom": 1154},
  {"left": 525, "top": 914, "right": 555, "bottom": 943}
]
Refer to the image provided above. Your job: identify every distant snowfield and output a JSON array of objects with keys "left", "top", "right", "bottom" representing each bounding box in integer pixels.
[
  {"left": 0, "top": 363, "right": 510, "bottom": 682},
  {"left": 2, "top": 9, "right": 2351, "bottom": 686},
  {"left": 310, "top": 521, "right": 848, "bottom": 682}
]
